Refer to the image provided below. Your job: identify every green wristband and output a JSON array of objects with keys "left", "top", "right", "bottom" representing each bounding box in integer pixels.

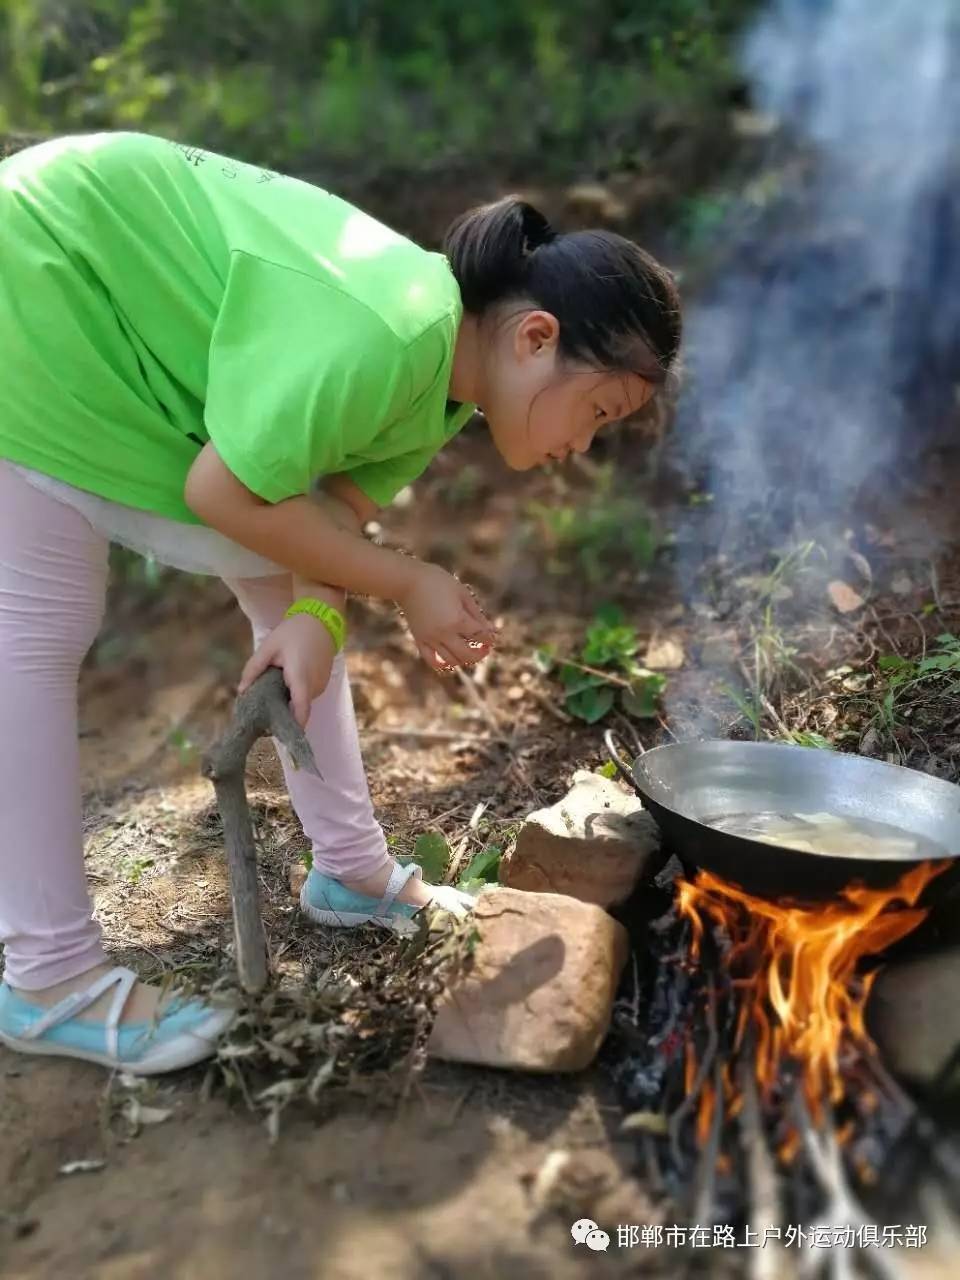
[{"left": 284, "top": 598, "right": 347, "bottom": 652}]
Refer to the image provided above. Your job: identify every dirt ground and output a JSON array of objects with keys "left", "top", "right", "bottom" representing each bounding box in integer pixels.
[{"left": 3, "top": 422, "right": 960, "bottom": 1279}]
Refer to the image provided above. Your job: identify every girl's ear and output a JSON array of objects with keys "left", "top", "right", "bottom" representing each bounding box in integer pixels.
[{"left": 513, "top": 309, "right": 560, "bottom": 360}]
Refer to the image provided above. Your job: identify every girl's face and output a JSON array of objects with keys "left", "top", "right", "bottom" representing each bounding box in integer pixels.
[{"left": 477, "top": 310, "right": 653, "bottom": 469}]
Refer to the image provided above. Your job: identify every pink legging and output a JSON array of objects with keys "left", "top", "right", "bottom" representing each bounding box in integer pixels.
[{"left": 0, "top": 460, "right": 389, "bottom": 991}]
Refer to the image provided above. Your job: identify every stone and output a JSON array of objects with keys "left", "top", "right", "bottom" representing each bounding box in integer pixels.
[
  {"left": 428, "top": 887, "right": 629, "bottom": 1073},
  {"left": 868, "top": 946, "right": 960, "bottom": 1088},
  {"left": 499, "top": 770, "right": 661, "bottom": 908}
]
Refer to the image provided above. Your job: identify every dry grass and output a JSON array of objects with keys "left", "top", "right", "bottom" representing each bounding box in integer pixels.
[{"left": 82, "top": 777, "right": 478, "bottom": 1137}]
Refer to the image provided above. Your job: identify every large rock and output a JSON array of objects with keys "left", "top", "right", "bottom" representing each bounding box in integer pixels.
[
  {"left": 868, "top": 947, "right": 960, "bottom": 1088},
  {"left": 499, "top": 770, "right": 661, "bottom": 908},
  {"left": 428, "top": 887, "right": 629, "bottom": 1073}
]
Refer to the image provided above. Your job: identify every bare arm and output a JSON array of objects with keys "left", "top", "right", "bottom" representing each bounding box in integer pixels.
[
  {"left": 184, "top": 443, "right": 497, "bottom": 667},
  {"left": 290, "top": 475, "right": 379, "bottom": 615},
  {"left": 184, "top": 443, "right": 415, "bottom": 602}
]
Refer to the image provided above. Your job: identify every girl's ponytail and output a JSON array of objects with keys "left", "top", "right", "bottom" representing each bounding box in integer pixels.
[
  {"left": 443, "top": 196, "right": 682, "bottom": 387},
  {"left": 443, "top": 197, "right": 557, "bottom": 313}
]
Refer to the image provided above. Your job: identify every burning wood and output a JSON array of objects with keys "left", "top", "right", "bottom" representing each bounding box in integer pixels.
[
  {"left": 609, "top": 857, "right": 958, "bottom": 1248},
  {"left": 675, "top": 861, "right": 944, "bottom": 1121}
]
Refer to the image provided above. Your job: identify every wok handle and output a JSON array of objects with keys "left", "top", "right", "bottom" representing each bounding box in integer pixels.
[{"left": 603, "top": 728, "right": 640, "bottom": 788}]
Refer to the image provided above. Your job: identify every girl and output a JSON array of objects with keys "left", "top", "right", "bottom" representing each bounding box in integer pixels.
[{"left": 0, "top": 132, "right": 681, "bottom": 1074}]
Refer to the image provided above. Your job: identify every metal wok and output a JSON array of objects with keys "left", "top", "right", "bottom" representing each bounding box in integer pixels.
[{"left": 603, "top": 732, "right": 960, "bottom": 904}]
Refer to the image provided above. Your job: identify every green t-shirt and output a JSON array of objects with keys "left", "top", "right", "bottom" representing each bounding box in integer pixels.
[{"left": 0, "top": 132, "right": 475, "bottom": 520}]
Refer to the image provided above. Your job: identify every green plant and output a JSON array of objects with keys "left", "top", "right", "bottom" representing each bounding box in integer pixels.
[
  {"left": 720, "top": 681, "right": 762, "bottom": 739},
  {"left": 168, "top": 727, "right": 198, "bottom": 764},
  {"left": 734, "top": 541, "right": 819, "bottom": 721},
  {"left": 536, "top": 604, "right": 666, "bottom": 724},
  {"left": 0, "top": 0, "right": 760, "bottom": 181},
  {"left": 120, "top": 853, "right": 154, "bottom": 885},
  {"left": 754, "top": 540, "right": 818, "bottom": 604},
  {"left": 527, "top": 465, "right": 659, "bottom": 584},
  {"left": 401, "top": 830, "right": 450, "bottom": 881},
  {"left": 872, "top": 634, "right": 960, "bottom": 741},
  {"left": 457, "top": 843, "right": 503, "bottom": 894},
  {"left": 751, "top": 603, "right": 803, "bottom": 697},
  {"left": 398, "top": 832, "right": 503, "bottom": 894},
  {"left": 720, "top": 684, "right": 833, "bottom": 748},
  {"left": 785, "top": 730, "right": 833, "bottom": 750}
]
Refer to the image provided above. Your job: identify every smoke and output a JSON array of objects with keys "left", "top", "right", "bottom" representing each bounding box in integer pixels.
[{"left": 676, "top": 0, "right": 960, "bottom": 556}]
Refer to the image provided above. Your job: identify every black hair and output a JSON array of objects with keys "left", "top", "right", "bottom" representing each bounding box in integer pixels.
[{"left": 443, "top": 196, "right": 682, "bottom": 388}]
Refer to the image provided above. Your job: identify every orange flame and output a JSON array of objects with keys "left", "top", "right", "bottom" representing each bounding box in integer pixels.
[{"left": 676, "top": 860, "right": 946, "bottom": 1120}]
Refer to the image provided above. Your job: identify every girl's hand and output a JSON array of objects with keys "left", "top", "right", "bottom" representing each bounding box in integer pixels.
[
  {"left": 397, "top": 561, "right": 498, "bottom": 673},
  {"left": 237, "top": 614, "right": 336, "bottom": 727}
]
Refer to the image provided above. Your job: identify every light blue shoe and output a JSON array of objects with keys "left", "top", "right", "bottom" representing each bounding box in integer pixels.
[
  {"left": 0, "top": 966, "right": 235, "bottom": 1075},
  {"left": 300, "top": 861, "right": 478, "bottom": 935},
  {"left": 300, "top": 860, "right": 422, "bottom": 935}
]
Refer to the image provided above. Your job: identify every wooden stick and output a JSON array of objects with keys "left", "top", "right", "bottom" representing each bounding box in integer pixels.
[
  {"left": 691, "top": 1058, "right": 724, "bottom": 1227},
  {"left": 793, "top": 1094, "right": 901, "bottom": 1280},
  {"left": 738, "top": 1049, "right": 789, "bottom": 1280},
  {"left": 669, "top": 981, "right": 719, "bottom": 1165},
  {"left": 202, "top": 668, "right": 319, "bottom": 994}
]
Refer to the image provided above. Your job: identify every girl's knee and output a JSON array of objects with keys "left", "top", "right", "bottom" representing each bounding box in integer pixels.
[{"left": 224, "top": 573, "right": 293, "bottom": 646}]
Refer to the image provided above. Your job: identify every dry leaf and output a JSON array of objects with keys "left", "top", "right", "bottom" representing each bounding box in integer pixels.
[
  {"left": 59, "top": 1160, "right": 105, "bottom": 1176},
  {"left": 135, "top": 1105, "right": 173, "bottom": 1127},
  {"left": 827, "top": 580, "right": 865, "bottom": 614},
  {"left": 529, "top": 1149, "right": 573, "bottom": 1211},
  {"left": 121, "top": 1098, "right": 173, "bottom": 1134},
  {"left": 643, "top": 635, "right": 686, "bottom": 670},
  {"left": 288, "top": 861, "right": 308, "bottom": 897}
]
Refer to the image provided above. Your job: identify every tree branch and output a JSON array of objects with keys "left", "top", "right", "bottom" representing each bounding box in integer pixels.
[{"left": 202, "top": 668, "right": 320, "bottom": 993}]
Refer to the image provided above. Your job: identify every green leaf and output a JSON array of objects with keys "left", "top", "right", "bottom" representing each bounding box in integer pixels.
[
  {"left": 581, "top": 619, "right": 639, "bottom": 667},
  {"left": 458, "top": 844, "right": 502, "bottom": 885},
  {"left": 559, "top": 665, "right": 607, "bottom": 695},
  {"left": 621, "top": 671, "right": 666, "bottom": 719},
  {"left": 596, "top": 760, "right": 618, "bottom": 780},
  {"left": 917, "top": 656, "right": 949, "bottom": 674},
  {"left": 457, "top": 877, "right": 486, "bottom": 896},
  {"left": 565, "top": 684, "right": 616, "bottom": 723},
  {"left": 533, "top": 645, "right": 556, "bottom": 675},
  {"left": 594, "top": 602, "right": 625, "bottom": 627},
  {"left": 788, "top": 731, "right": 834, "bottom": 750},
  {"left": 880, "top": 689, "right": 896, "bottom": 727},
  {"left": 877, "top": 655, "right": 908, "bottom": 671},
  {"left": 409, "top": 831, "right": 450, "bottom": 881}
]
